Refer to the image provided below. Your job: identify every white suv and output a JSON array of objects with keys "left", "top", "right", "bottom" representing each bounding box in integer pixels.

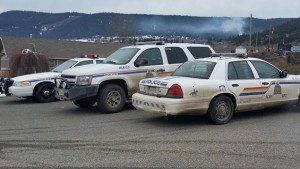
[
  {"left": 1, "top": 57, "right": 105, "bottom": 102},
  {"left": 55, "top": 42, "right": 215, "bottom": 113}
]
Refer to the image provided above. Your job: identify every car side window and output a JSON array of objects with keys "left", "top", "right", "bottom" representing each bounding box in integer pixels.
[
  {"left": 165, "top": 47, "right": 188, "bottom": 64},
  {"left": 228, "top": 62, "right": 238, "bottom": 80},
  {"left": 228, "top": 61, "right": 254, "bottom": 80},
  {"left": 250, "top": 60, "right": 281, "bottom": 78},
  {"left": 136, "top": 48, "right": 163, "bottom": 66},
  {"left": 75, "top": 60, "right": 94, "bottom": 67},
  {"left": 96, "top": 60, "right": 104, "bottom": 64},
  {"left": 187, "top": 47, "right": 212, "bottom": 59}
]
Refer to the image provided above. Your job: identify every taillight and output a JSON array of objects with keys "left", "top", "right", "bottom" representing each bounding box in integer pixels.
[{"left": 166, "top": 84, "right": 183, "bottom": 98}]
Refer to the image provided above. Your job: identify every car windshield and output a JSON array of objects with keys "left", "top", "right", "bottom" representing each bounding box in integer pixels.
[
  {"left": 103, "top": 48, "right": 140, "bottom": 65},
  {"left": 52, "top": 60, "right": 78, "bottom": 73},
  {"left": 173, "top": 60, "right": 216, "bottom": 79}
]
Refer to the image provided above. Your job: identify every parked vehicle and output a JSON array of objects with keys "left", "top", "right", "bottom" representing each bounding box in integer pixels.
[
  {"left": 132, "top": 54, "right": 300, "bottom": 124},
  {"left": 1, "top": 57, "right": 105, "bottom": 103},
  {"left": 55, "top": 42, "right": 215, "bottom": 113}
]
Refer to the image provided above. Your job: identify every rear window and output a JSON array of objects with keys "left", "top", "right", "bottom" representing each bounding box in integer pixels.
[
  {"left": 173, "top": 61, "right": 216, "bottom": 79},
  {"left": 165, "top": 47, "right": 188, "bottom": 64},
  {"left": 187, "top": 47, "right": 212, "bottom": 59}
]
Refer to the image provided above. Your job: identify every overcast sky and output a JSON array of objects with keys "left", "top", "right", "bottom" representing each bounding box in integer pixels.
[{"left": 0, "top": 0, "right": 299, "bottom": 18}]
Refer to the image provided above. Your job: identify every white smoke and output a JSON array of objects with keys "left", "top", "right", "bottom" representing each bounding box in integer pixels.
[
  {"left": 139, "top": 17, "right": 246, "bottom": 37},
  {"left": 221, "top": 18, "right": 245, "bottom": 35}
]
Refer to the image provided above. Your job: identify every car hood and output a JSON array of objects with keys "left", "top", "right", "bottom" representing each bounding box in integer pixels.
[
  {"left": 12, "top": 72, "right": 61, "bottom": 82},
  {"left": 61, "top": 64, "right": 124, "bottom": 76}
]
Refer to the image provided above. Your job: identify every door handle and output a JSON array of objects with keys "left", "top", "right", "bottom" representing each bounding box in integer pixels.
[
  {"left": 156, "top": 69, "right": 165, "bottom": 72},
  {"left": 262, "top": 82, "right": 269, "bottom": 86},
  {"left": 232, "top": 84, "right": 239, "bottom": 87}
]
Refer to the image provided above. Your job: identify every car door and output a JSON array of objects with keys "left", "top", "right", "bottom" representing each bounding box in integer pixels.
[
  {"left": 130, "top": 48, "right": 167, "bottom": 91},
  {"left": 249, "top": 60, "right": 292, "bottom": 107},
  {"left": 226, "top": 60, "right": 263, "bottom": 111}
]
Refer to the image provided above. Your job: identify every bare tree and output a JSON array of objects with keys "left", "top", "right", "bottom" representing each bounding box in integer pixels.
[{"left": 9, "top": 51, "right": 50, "bottom": 77}]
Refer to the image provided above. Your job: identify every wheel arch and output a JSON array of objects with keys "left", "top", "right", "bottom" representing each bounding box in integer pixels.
[
  {"left": 32, "top": 81, "right": 55, "bottom": 97},
  {"left": 98, "top": 79, "right": 129, "bottom": 98},
  {"left": 209, "top": 93, "right": 237, "bottom": 110}
]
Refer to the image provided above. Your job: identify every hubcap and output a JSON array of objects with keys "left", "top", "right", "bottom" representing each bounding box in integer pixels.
[
  {"left": 106, "top": 91, "right": 121, "bottom": 108},
  {"left": 215, "top": 101, "right": 230, "bottom": 121},
  {"left": 42, "top": 88, "right": 52, "bottom": 99}
]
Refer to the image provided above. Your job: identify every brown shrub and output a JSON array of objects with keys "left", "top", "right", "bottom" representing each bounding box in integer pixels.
[{"left": 9, "top": 52, "right": 50, "bottom": 77}]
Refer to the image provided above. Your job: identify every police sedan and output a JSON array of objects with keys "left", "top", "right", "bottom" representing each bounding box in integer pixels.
[{"left": 132, "top": 55, "right": 300, "bottom": 124}]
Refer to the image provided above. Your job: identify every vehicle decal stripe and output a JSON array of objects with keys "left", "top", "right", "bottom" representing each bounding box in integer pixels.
[
  {"left": 92, "top": 69, "right": 153, "bottom": 78},
  {"left": 28, "top": 78, "right": 55, "bottom": 83},
  {"left": 240, "top": 92, "right": 266, "bottom": 96},
  {"left": 239, "top": 80, "right": 300, "bottom": 96}
]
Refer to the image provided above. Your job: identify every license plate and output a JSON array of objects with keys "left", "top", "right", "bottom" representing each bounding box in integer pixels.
[{"left": 147, "top": 86, "right": 160, "bottom": 95}]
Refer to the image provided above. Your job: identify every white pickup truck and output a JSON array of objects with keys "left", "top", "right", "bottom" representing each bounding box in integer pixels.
[
  {"left": 55, "top": 42, "right": 215, "bottom": 113},
  {"left": 1, "top": 57, "right": 105, "bottom": 102},
  {"left": 133, "top": 54, "right": 300, "bottom": 124}
]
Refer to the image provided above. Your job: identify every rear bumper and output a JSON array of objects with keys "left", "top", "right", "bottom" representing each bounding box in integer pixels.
[
  {"left": 55, "top": 85, "right": 99, "bottom": 101},
  {"left": 132, "top": 93, "right": 209, "bottom": 115}
]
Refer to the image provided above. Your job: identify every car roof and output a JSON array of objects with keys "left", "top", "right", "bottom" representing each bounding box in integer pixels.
[
  {"left": 194, "top": 56, "right": 264, "bottom": 63},
  {"left": 123, "top": 43, "right": 212, "bottom": 50}
]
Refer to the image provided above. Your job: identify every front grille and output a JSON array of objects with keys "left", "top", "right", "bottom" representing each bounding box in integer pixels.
[
  {"left": 61, "top": 75, "right": 76, "bottom": 79},
  {"left": 4, "top": 79, "right": 14, "bottom": 95}
]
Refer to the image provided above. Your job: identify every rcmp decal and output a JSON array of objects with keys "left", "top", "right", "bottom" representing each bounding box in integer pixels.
[
  {"left": 140, "top": 79, "right": 168, "bottom": 87},
  {"left": 219, "top": 85, "right": 226, "bottom": 92},
  {"left": 189, "top": 89, "right": 198, "bottom": 97},
  {"left": 132, "top": 99, "right": 166, "bottom": 110}
]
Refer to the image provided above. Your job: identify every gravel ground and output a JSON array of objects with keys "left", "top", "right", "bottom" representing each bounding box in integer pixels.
[{"left": 0, "top": 97, "right": 299, "bottom": 168}]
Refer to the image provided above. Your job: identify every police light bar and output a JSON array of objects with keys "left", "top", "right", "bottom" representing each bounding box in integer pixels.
[{"left": 80, "top": 54, "right": 100, "bottom": 59}]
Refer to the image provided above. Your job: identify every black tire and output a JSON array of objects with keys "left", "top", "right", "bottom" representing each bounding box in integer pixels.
[
  {"left": 73, "top": 97, "right": 96, "bottom": 108},
  {"left": 34, "top": 83, "right": 56, "bottom": 103},
  {"left": 96, "top": 84, "right": 126, "bottom": 113},
  {"left": 208, "top": 95, "right": 234, "bottom": 125}
]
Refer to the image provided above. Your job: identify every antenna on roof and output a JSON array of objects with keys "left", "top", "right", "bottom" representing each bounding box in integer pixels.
[{"left": 135, "top": 41, "right": 165, "bottom": 46}]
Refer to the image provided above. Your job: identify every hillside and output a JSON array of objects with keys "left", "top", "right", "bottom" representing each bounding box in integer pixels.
[
  {"left": 230, "top": 17, "right": 300, "bottom": 45},
  {"left": 0, "top": 11, "right": 293, "bottom": 39}
]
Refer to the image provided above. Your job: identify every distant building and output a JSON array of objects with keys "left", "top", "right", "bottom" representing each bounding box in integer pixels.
[{"left": 235, "top": 46, "right": 247, "bottom": 54}]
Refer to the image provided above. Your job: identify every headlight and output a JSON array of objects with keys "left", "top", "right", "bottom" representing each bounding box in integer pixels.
[
  {"left": 76, "top": 76, "right": 92, "bottom": 86},
  {"left": 13, "top": 81, "right": 31, "bottom": 87}
]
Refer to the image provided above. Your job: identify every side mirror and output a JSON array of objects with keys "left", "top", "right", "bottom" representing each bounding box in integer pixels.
[
  {"left": 134, "top": 58, "right": 148, "bottom": 67},
  {"left": 280, "top": 71, "right": 288, "bottom": 78}
]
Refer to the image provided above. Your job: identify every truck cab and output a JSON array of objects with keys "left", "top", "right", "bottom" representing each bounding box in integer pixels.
[{"left": 55, "top": 42, "right": 215, "bottom": 113}]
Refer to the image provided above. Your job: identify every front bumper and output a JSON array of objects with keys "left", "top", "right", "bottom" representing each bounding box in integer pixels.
[
  {"left": 55, "top": 85, "right": 99, "bottom": 101},
  {"left": 132, "top": 93, "right": 209, "bottom": 115},
  {"left": 9, "top": 86, "right": 34, "bottom": 97}
]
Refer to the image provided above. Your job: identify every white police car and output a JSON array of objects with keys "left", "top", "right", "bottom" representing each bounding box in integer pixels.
[
  {"left": 2, "top": 57, "right": 105, "bottom": 103},
  {"left": 132, "top": 54, "right": 300, "bottom": 124}
]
